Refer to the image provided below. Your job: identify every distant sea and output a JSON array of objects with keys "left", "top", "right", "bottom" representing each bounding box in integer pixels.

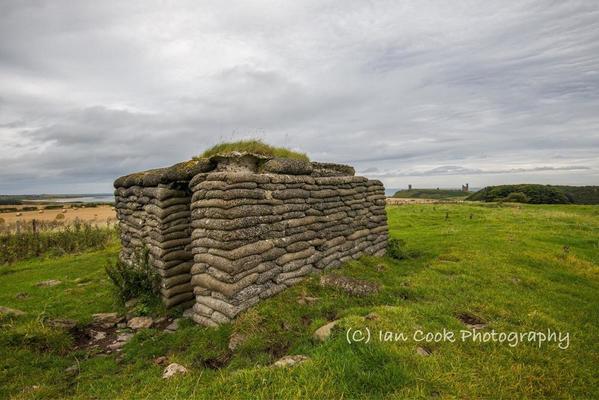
[
  {"left": 49, "top": 195, "right": 114, "bottom": 204},
  {"left": 385, "top": 188, "right": 399, "bottom": 197}
]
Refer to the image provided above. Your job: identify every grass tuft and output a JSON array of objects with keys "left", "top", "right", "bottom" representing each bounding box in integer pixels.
[{"left": 198, "top": 139, "right": 309, "bottom": 161}]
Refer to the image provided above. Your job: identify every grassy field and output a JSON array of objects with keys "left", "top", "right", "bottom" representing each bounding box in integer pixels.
[{"left": 1, "top": 203, "right": 598, "bottom": 399}]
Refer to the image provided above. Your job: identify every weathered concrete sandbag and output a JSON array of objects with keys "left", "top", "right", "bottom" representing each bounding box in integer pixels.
[
  {"left": 275, "top": 265, "right": 313, "bottom": 284},
  {"left": 191, "top": 215, "right": 283, "bottom": 231},
  {"left": 163, "top": 250, "right": 193, "bottom": 262},
  {"left": 142, "top": 187, "right": 188, "bottom": 201},
  {"left": 192, "top": 204, "right": 274, "bottom": 220},
  {"left": 191, "top": 273, "right": 259, "bottom": 297},
  {"left": 261, "top": 158, "right": 313, "bottom": 175},
  {"left": 202, "top": 171, "right": 271, "bottom": 185},
  {"left": 195, "top": 295, "right": 238, "bottom": 318},
  {"left": 192, "top": 223, "right": 285, "bottom": 242},
  {"left": 205, "top": 239, "right": 275, "bottom": 260},
  {"left": 147, "top": 230, "right": 190, "bottom": 243},
  {"left": 191, "top": 197, "right": 283, "bottom": 210},
  {"left": 155, "top": 261, "right": 193, "bottom": 278},
  {"left": 161, "top": 282, "right": 193, "bottom": 297},
  {"left": 311, "top": 162, "right": 355, "bottom": 177},
  {"left": 276, "top": 247, "right": 316, "bottom": 266},
  {"left": 146, "top": 237, "right": 191, "bottom": 251},
  {"left": 192, "top": 180, "right": 258, "bottom": 192},
  {"left": 163, "top": 292, "right": 194, "bottom": 308},
  {"left": 144, "top": 204, "right": 189, "bottom": 219}
]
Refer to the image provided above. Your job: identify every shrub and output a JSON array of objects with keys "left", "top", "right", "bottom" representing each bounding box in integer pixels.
[
  {"left": 503, "top": 192, "right": 530, "bottom": 203},
  {"left": 199, "top": 139, "right": 309, "bottom": 161},
  {"left": 105, "top": 249, "right": 161, "bottom": 304},
  {"left": 0, "top": 221, "right": 114, "bottom": 264},
  {"left": 386, "top": 238, "right": 408, "bottom": 260},
  {"left": 466, "top": 184, "right": 570, "bottom": 204}
]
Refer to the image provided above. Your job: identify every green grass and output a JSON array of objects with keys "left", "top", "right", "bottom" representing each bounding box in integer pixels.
[
  {"left": 393, "top": 188, "right": 467, "bottom": 200},
  {"left": 198, "top": 139, "right": 309, "bottom": 161},
  {"left": 1, "top": 204, "right": 598, "bottom": 399}
]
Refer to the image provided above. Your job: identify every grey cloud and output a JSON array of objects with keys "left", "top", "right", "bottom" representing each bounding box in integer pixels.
[{"left": 0, "top": 1, "right": 598, "bottom": 194}]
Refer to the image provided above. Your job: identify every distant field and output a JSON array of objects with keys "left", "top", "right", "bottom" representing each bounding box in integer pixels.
[
  {"left": 1, "top": 203, "right": 597, "bottom": 399},
  {"left": 0, "top": 204, "right": 116, "bottom": 227},
  {"left": 392, "top": 188, "right": 468, "bottom": 200}
]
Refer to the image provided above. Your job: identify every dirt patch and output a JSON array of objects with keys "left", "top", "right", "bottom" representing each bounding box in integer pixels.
[
  {"left": 200, "top": 352, "right": 232, "bottom": 370},
  {"left": 456, "top": 312, "right": 487, "bottom": 329}
]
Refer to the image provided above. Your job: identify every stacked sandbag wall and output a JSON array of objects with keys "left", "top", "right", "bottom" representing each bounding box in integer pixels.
[
  {"left": 188, "top": 154, "right": 387, "bottom": 326},
  {"left": 113, "top": 160, "right": 213, "bottom": 308}
]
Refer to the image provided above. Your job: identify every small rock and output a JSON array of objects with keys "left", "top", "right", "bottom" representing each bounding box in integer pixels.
[
  {"left": 127, "top": 316, "right": 153, "bottom": 330},
  {"left": 92, "top": 313, "right": 122, "bottom": 328},
  {"left": 416, "top": 347, "right": 432, "bottom": 356},
  {"left": 273, "top": 355, "right": 309, "bottom": 368},
  {"left": 0, "top": 306, "right": 26, "bottom": 316},
  {"left": 155, "top": 317, "right": 167, "bottom": 325},
  {"left": 320, "top": 274, "right": 380, "bottom": 296},
  {"left": 65, "top": 364, "right": 79, "bottom": 374},
  {"left": 313, "top": 320, "right": 339, "bottom": 342},
  {"left": 364, "top": 312, "right": 379, "bottom": 321},
  {"left": 162, "top": 363, "right": 188, "bottom": 379},
  {"left": 153, "top": 356, "right": 168, "bottom": 365},
  {"left": 125, "top": 298, "right": 139, "bottom": 309},
  {"left": 228, "top": 332, "right": 247, "bottom": 351},
  {"left": 182, "top": 308, "right": 194, "bottom": 319},
  {"left": 36, "top": 279, "right": 62, "bottom": 287},
  {"left": 47, "top": 318, "right": 77, "bottom": 330},
  {"left": 117, "top": 322, "right": 127, "bottom": 329},
  {"left": 116, "top": 332, "right": 134, "bottom": 342},
  {"left": 107, "top": 341, "right": 125, "bottom": 351},
  {"left": 90, "top": 330, "right": 107, "bottom": 341},
  {"left": 297, "top": 294, "right": 319, "bottom": 305},
  {"left": 165, "top": 319, "right": 179, "bottom": 332}
]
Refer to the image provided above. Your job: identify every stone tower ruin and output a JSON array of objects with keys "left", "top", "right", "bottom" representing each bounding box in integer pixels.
[{"left": 114, "top": 153, "right": 388, "bottom": 326}]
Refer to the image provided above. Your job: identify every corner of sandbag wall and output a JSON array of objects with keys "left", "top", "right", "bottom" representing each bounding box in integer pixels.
[
  {"left": 113, "top": 159, "right": 214, "bottom": 308},
  {"left": 187, "top": 153, "right": 388, "bottom": 326}
]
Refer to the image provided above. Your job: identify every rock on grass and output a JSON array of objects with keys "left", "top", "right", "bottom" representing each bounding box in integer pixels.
[
  {"left": 320, "top": 274, "right": 380, "bottom": 296},
  {"left": 162, "top": 363, "right": 188, "bottom": 379},
  {"left": 273, "top": 355, "right": 309, "bottom": 368}
]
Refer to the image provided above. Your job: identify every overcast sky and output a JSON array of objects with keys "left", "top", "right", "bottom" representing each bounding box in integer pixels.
[{"left": 1, "top": 1, "right": 598, "bottom": 194}]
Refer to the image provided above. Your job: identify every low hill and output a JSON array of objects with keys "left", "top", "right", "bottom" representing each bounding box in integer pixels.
[
  {"left": 466, "top": 184, "right": 599, "bottom": 204},
  {"left": 392, "top": 188, "right": 467, "bottom": 200}
]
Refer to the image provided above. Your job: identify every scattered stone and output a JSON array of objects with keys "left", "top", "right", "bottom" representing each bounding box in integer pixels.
[
  {"left": 297, "top": 294, "right": 319, "bottom": 305},
  {"left": 155, "top": 317, "right": 167, "bottom": 325},
  {"left": 36, "top": 279, "right": 62, "bottom": 288},
  {"left": 320, "top": 274, "right": 380, "bottom": 296},
  {"left": 416, "top": 347, "right": 432, "bottom": 356},
  {"left": 125, "top": 298, "right": 139, "bottom": 309},
  {"left": 127, "top": 316, "right": 153, "bottom": 330},
  {"left": 90, "top": 330, "right": 107, "bottom": 341},
  {"left": 0, "top": 306, "right": 26, "bottom": 316},
  {"left": 165, "top": 319, "right": 179, "bottom": 333},
  {"left": 117, "top": 322, "right": 127, "bottom": 329},
  {"left": 182, "top": 308, "right": 194, "bottom": 319},
  {"left": 273, "top": 355, "right": 309, "bottom": 368},
  {"left": 162, "top": 363, "right": 188, "bottom": 379},
  {"left": 116, "top": 332, "right": 134, "bottom": 342},
  {"left": 15, "top": 292, "right": 29, "bottom": 300},
  {"left": 65, "top": 364, "right": 79, "bottom": 375},
  {"left": 313, "top": 320, "right": 339, "bottom": 342},
  {"left": 47, "top": 318, "right": 77, "bottom": 330},
  {"left": 108, "top": 341, "right": 125, "bottom": 351},
  {"left": 92, "top": 313, "right": 122, "bottom": 328},
  {"left": 228, "top": 332, "right": 247, "bottom": 351},
  {"left": 364, "top": 312, "right": 379, "bottom": 321},
  {"left": 154, "top": 356, "right": 169, "bottom": 366}
]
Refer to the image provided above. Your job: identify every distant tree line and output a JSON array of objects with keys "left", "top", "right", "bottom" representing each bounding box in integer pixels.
[{"left": 466, "top": 185, "right": 599, "bottom": 204}]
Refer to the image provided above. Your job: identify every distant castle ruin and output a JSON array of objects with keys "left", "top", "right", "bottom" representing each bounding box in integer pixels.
[{"left": 114, "top": 153, "right": 388, "bottom": 326}]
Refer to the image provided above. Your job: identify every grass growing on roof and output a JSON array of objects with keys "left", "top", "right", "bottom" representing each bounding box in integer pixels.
[{"left": 199, "top": 139, "right": 309, "bottom": 161}]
